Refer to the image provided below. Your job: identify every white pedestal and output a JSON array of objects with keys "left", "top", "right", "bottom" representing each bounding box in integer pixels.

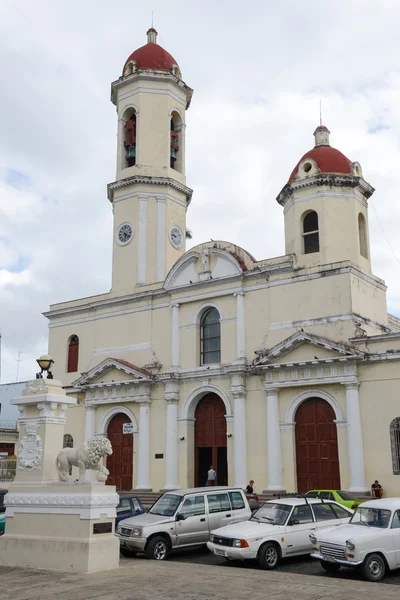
[{"left": 0, "top": 482, "right": 119, "bottom": 573}]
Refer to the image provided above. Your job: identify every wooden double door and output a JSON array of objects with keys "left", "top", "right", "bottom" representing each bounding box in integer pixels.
[
  {"left": 195, "top": 393, "right": 227, "bottom": 487},
  {"left": 295, "top": 398, "right": 340, "bottom": 493},
  {"left": 106, "top": 414, "right": 133, "bottom": 491}
]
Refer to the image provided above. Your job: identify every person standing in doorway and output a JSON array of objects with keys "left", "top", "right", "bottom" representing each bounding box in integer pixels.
[{"left": 207, "top": 465, "right": 216, "bottom": 486}]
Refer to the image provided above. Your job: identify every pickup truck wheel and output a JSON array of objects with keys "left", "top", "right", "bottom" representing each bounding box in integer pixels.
[
  {"left": 120, "top": 547, "right": 137, "bottom": 558},
  {"left": 258, "top": 542, "right": 280, "bottom": 570},
  {"left": 146, "top": 536, "right": 169, "bottom": 561},
  {"left": 320, "top": 560, "right": 341, "bottom": 573},
  {"left": 361, "top": 553, "right": 386, "bottom": 582}
]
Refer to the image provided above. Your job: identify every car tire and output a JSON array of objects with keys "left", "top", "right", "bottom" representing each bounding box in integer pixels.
[
  {"left": 320, "top": 560, "right": 341, "bottom": 573},
  {"left": 146, "top": 536, "right": 169, "bottom": 561},
  {"left": 120, "top": 547, "right": 137, "bottom": 558},
  {"left": 257, "top": 542, "right": 280, "bottom": 570},
  {"left": 361, "top": 553, "right": 386, "bottom": 582}
]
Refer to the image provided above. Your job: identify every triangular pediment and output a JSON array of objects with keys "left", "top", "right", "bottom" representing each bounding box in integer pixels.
[
  {"left": 254, "top": 331, "right": 365, "bottom": 366},
  {"left": 71, "top": 357, "right": 153, "bottom": 387}
]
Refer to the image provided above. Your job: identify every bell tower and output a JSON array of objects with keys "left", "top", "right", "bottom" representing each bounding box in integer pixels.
[
  {"left": 108, "top": 29, "right": 193, "bottom": 293},
  {"left": 276, "top": 125, "right": 374, "bottom": 273}
]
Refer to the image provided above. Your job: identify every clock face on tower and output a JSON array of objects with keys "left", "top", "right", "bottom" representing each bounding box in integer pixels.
[
  {"left": 169, "top": 226, "right": 183, "bottom": 248},
  {"left": 117, "top": 222, "right": 133, "bottom": 245}
]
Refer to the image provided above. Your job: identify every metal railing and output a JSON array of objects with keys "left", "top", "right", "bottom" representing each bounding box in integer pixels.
[{"left": 0, "top": 421, "right": 17, "bottom": 431}]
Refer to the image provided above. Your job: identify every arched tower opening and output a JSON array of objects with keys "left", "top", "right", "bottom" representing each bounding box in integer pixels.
[
  {"left": 123, "top": 108, "right": 137, "bottom": 168},
  {"left": 170, "top": 111, "right": 183, "bottom": 172}
]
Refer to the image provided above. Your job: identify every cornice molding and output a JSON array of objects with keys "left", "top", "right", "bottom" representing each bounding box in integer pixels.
[
  {"left": 107, "top": 175, "right": 193, "bottom": 204},
  {"left": 276, "top": 174, "right": 375, "bottom": 206}
]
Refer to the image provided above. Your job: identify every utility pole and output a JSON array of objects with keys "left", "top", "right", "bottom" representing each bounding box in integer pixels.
[{"left": 15, "top": 351, "right": 22, "bottom": 382}]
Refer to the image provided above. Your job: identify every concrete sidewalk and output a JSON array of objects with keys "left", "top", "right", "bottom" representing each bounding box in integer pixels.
[{"left": 0, "top": 558, "right": 399, "bottom": 600}]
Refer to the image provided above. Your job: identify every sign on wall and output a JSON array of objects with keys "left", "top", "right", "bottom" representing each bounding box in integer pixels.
[{"left": 123, "top": 423, "right": 134, "bottom": 434}]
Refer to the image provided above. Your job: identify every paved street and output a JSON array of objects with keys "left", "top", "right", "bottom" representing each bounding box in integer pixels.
[{"left": 1, "top": 552, "right": 400, "bottom": 600}]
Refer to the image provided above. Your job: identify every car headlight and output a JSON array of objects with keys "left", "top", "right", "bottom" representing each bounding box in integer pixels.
[
  {"left": 116, "top": 523, "right": 122, "bottom": 534},
  {"left": 131, "top": 527, "right": 142, "bottom": 537},
  {"left": 233, "top": 539, "right": 249, "bottom": 548},
  {"left": 346, "top": 539, "right": 355, "bottom": 551},
  {"left": 209, "top": 534, "right": 215, "bottom": 543},
  {"left": 309, "top": 533, "right": 317, "bottom": 544}
]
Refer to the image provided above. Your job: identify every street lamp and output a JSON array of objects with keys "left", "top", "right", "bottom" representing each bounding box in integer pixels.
[{"left": 36, "top": 355, "right": 54, "bottom": 380}]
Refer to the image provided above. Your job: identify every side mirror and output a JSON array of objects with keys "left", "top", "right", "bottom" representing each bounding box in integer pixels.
[
  {"left": 289, "top": 519, "right": 300, "bottom": 526},
  {"left": 176, "top": 513, "right": 186, "bottom": 521}
]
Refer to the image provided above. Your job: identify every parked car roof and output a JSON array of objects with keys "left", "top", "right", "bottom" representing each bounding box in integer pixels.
[
  {"left": 355, "top": 498, "right": 400, "bottom": 510},
  {"left": 161, "top": 486, "right": 244, "bottom": 497}
]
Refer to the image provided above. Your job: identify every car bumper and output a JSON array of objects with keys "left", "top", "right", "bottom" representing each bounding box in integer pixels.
[
  {"left": 117, "top": 534, "right": 147, "bottom": 551},
  {"left": 207, "top": 541, "right": 257, "bottom": 561},
  {"left": 311, "top": 552, "right": 363, "bottom": 567}
]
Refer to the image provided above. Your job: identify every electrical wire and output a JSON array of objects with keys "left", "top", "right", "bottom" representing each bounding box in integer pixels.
[{"left": 371, "top": 204, "right": 400, "bottom": 267}]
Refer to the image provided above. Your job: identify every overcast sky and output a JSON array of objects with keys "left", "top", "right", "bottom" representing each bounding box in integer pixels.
[{"left": 1, "top": 0, "right": 400, "bottom": 384}]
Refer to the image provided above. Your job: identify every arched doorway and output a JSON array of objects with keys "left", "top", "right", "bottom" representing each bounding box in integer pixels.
[
  {"left": 295, "top": 398, "right": 340, "bottom": 493},
  {"left": 195, "top": 393, "right": 227, "bottom": 486},
  {"left": 106, "top": 413, "right": 133, "bottom": 491}
]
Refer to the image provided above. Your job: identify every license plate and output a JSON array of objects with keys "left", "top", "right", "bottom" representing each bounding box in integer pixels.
[
  {"left": 321, "top": 554, "right": 336, "bottom": 563},
  {"left": 214, "top": 548, "right": 227, "bottom": 557}
]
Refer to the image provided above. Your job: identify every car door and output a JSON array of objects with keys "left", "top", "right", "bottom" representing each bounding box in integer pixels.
[
  {"left": 175, "top": 495, "right": 208, "bottom": 546},
  {"left": 206, "top": 492, "right": 234, "bottom": 531},
  {"left": 390, "top": 510, "right": 400, "bottom": 567},
  {"left": 311, "top": 502, "right": 343, "bottom": 534},
  {"left": 285, "top": 504, "right": 316, "bottom": 555}
]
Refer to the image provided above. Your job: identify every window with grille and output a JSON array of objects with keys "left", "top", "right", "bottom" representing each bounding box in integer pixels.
[
  {"left": 200, "top": 308, "right": 221, "bottom": 365},
  {"left": 390, "top": 418, "right": 400, "bottom": 474},
  {"left": 302, "top": 211, "right": 320, "bottom": 254}
]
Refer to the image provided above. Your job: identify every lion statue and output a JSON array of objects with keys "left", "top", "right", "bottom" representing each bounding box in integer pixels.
[{"left": 55, "top": 437, "right": 113, "bottom": 483}]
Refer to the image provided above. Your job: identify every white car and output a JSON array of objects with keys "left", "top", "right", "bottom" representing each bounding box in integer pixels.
[
  {"left": 310, "top": 498, "right": 400, "bottom": 582},
  {"left": 207, "top": 496, "right": 353, "bottom": 569}
]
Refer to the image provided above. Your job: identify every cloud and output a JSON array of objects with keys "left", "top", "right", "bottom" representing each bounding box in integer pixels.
[{"left": 1, "top": 0, "right": 400, "bottom": 382}]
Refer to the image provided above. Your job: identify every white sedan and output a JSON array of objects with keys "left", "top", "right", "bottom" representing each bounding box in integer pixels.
[
  {"left": 310, "top": 498, "right": 400, "bottom": 582},
  {"left": 207, "top": 496, "right": 353, "bottom": 569}
]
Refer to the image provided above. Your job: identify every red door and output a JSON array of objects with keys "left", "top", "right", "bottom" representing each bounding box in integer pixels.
[
  {"left": 106, "top": 414, "right": 133, "bottom": 491},
  {"left": 295, "top": 398, "right": 340, "bottom": 493},
  {"left": 195, "top": 393, "right": 227, "bottom": 486}
]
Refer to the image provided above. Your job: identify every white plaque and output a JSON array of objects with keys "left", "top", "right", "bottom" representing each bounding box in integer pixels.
[{"left": 123, "top": 423, "right": 134, "bottom": 434}]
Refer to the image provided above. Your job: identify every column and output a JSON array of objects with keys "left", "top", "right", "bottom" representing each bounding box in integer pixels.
[
  {"left": 137, "top": 196, "right": 147, "bottom": 284},
  {"left": 84, "top": 406, "right": 96, "bottom": 442},
  {"left": 234, "top": 292, "right": 246, "bottom": 360},
  {"left": 264, "top": 386, "right": 284, "bottom": 492},
  {"left": 171, "top": 303, "right": 180, "bottom": 369},
  {"left": 136, "top": 400, "right": 151, "bottom": 490},
  {"left": 231, "top": 376, "right": 247, "bottom": 488},
  {"left": 163, "top": 382, "right": 179, "bottom": 490},
  {"left": 345, "top": 383, "right": 368, "bottom": 493},
  {"left": 156, "top": 198, "right": 167, "bottom": 281}
]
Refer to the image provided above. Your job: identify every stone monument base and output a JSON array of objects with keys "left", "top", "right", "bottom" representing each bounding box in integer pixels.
[{"left": 0, "top": 482, "right": 119, "bottom": 573}]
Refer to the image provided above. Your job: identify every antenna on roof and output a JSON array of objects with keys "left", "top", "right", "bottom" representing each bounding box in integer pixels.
[
  {"left": 319, "top": 99, "right": 323, "bottom": 126},
  {"left": 151, "top": 10, "right": 154, "bottom": 28}
]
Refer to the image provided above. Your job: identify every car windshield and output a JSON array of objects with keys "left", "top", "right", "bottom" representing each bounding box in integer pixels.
[
  {"left": 251, "top": 503, "right": 291, "bottom": 525},
  {"left": 305, "top": 492, "right": 318, "bottom": 498},
  {"left": 149, "top": 494, "right": 181, "bottom": 516},
  {"left": 337, "top": 491, "right": 355, "bottom": 501},
  {"left": 350, "top": 507, "right": 391, "bottom": 528}
]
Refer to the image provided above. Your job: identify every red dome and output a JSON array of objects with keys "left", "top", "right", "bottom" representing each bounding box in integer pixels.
[
  {"left": 288, "top": 126, "right": 352, "bottom": 183},
  {"left": 123, "top": 30, "right": 178, "bottom": 74}
]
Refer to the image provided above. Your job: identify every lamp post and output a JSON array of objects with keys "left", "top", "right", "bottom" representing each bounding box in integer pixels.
[{"left": 36, "top": 354, "right": 54, "bottom": 380}]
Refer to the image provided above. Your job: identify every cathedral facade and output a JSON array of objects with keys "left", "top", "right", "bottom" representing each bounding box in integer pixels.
[{"left": 46, "top": 29, "right": 400, "bottom": 495}]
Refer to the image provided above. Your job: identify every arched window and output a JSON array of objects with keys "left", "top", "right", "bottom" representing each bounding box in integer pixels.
[
  {"left": 67, "top": 335, "right": 79, "bottom": 373},
  {"left": 200, "top": 308, "right": 221, "bottom": 365},
  {"left": 170, "top": 111, "right": 183, "bottom": 173},
  {"left": 124, "top": 110, "right": 137, "bottom": 167},
  {"left": 390, "top": 418, "right": 400, "bottom": 474},
  {"left": 358, "top": 213, "right": 368, "bottom": 258},
  {"left": 302, "top": 211, "right": 320, "bottom": 254},
  {"left": 63, "top": 434, "right": 74, "bottom": 448}
]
